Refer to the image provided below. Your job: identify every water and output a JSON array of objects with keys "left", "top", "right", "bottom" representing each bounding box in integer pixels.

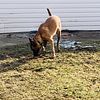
[{"left": 0, "top": 0, "right": 100, "bottom": 33}]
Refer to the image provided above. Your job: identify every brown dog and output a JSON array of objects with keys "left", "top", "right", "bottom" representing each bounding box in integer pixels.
[{"left": 29, "top": 8, "right": 61, "bottom": 58}]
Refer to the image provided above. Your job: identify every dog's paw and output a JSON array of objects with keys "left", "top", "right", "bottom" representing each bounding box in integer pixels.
[
  {"left": 49, "top": 57, "right": 55, "bottom": 59},
  {"left": 49, "top": 55, "right": 56, "bottom": 59},
  {"left": 57, "top": 49, "right": 60, "bottom": 52},
  {"left": 33, "top": 56, "right": 38, "bottom": 59}
]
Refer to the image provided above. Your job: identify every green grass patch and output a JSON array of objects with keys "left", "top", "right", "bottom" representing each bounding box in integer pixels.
[{"left": 0, "top": 42, "right": 100, "bottom": 100}]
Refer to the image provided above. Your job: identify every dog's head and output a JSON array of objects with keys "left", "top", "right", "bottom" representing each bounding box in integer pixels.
[{"left": 29, "top": 38, "right": 42, "bottom": 57}]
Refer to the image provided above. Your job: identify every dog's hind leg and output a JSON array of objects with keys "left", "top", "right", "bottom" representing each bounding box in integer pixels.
[{"left": 56, "top": 29, "right": 61, "bottom": 52}]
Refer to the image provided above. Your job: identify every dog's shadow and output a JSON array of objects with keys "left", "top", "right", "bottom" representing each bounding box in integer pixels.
[
  {"left": 0, "top": 55, "right": 55, "bottom": 73},
  {"left": 0, "top": 44, "right": 55, "bottom": 73},
  {"left": 0, "top": 44, "right": 33, "bottom": 73},
  {"left": 0, "top": 54, "right": 33, "bottom": 73}
]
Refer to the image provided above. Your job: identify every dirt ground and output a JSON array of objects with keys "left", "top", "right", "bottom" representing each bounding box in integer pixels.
[
  {"left": 0, "top": 34, "right": 29, "bottom": 48},
  {"left": 0, "top": 31, "right": 100, "bottom": 48}
]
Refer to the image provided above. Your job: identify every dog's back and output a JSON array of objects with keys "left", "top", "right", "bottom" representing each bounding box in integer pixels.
[
  {"left": 38, "top": 15, "right": 61, "bottom": 39},
  {"left": 46, "top": 8, "right": 61, "bottom": 30},
  {"left": 45, "top": 15, "right": 61, "bottom": 29}
]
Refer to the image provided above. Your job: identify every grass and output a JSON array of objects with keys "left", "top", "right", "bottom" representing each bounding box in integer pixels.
[{"left": 0, "top": 42, "right": 100, "bottom": 100}]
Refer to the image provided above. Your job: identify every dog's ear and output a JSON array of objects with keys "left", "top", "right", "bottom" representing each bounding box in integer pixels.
[
  {"left": 29, "top": 38, "right": 37, "bottom": 46},
  {"left": 29, "top": 38, "right": 33, "bottom": 43}
]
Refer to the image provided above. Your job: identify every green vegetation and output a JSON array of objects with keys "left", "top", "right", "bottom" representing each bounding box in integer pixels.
[{"left": 0, "top": 42, "right": 100, "bottom": 100}]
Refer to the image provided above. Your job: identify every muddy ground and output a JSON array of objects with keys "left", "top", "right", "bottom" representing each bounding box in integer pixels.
[
  {"left": 0, "top": 33, "right": 29, "bottom": 48},
  {"left": 0, "top": 31, "right": 100, "bottom": 48}
]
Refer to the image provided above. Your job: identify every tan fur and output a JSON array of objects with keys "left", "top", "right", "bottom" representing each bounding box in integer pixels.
[{"left": 33, "top": 15, "right": 61, "bottom": 58}]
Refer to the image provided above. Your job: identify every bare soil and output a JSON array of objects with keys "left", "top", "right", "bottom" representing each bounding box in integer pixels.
[
  {"left": 0, "top": 34, "right": 28, "bottom": 48},
  {"left": 0, "top": 31, "right": 100, "bottom": 48}
]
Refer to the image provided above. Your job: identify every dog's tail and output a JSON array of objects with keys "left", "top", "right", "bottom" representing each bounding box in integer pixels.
[{"left": 47, "top": 8, "right": 52, "bottom": 16}]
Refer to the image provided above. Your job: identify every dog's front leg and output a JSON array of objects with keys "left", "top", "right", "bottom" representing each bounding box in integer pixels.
[
  {"left": 43, "top": 40, "right": 47, "bottom": 52},
  {"left": 41, "top": 40, "right": 47, "bottom": 56},
  {"left": 49, "top": 39, "right": 56, "bottom": 58}
]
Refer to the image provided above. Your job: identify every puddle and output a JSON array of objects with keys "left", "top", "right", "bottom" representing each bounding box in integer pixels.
[
  {"left": 61, "top": 40, "right": 78, "bottom": 49},
  {"left": 60, "top": 40, "right": 96, "bottom": 51}
]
